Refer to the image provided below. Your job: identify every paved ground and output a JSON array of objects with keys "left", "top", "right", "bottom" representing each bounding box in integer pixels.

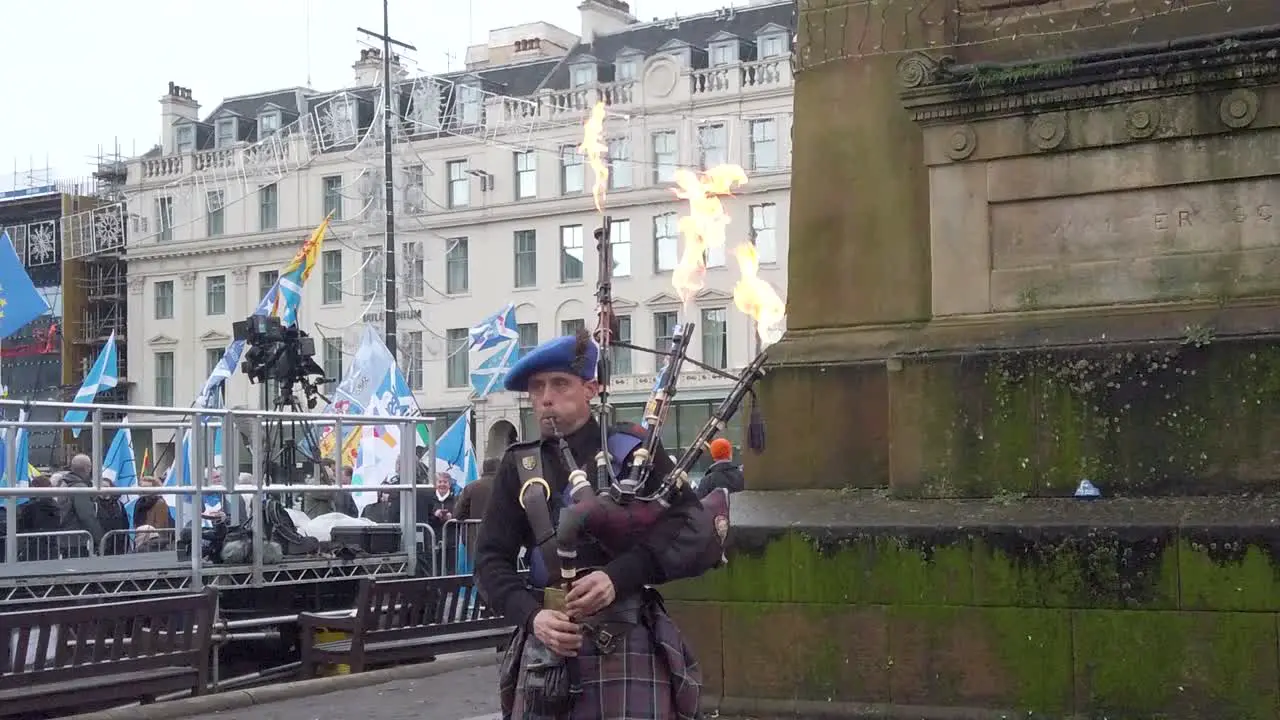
[{"left": 188, "top": 664, "right": 502, "bottom": 720}]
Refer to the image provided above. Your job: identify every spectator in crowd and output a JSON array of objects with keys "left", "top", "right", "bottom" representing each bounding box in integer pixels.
[
  {"left": 454, "top": 458, "right": 497, "bottom": 522},
  {"left": 56, "top": 454, "right": 105, "bottom": 558},
  {"left": 17, "top": 476, "right": 60, "bottom": 560},
  {"left": 697, "top": 438, "right": 745, "bottom": 499}
]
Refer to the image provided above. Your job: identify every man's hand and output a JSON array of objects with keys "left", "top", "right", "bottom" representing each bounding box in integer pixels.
[
  {"left": 532, "top": 609, "right": 581, "bottom": 657},
  {"left": 564, "top": 570, "right": 616, "bottom": 620}
]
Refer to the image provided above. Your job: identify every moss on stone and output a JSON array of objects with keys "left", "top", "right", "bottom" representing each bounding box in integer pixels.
[
  {"left": 901, "top": 339, "right": 1280, "bottom": 498},
  {"left": 1073, "top": 610, "right": 1279, "bottom": 718}
]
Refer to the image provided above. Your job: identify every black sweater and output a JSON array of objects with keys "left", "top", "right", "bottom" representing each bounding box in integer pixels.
[{"left": 474, "top": 417, "right": 700, "bottom": 631}]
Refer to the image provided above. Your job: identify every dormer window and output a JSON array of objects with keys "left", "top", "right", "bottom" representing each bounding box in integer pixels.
[
  {"left": 710, "top": 43, "right": 736, "bottom": 67},
  {"left": 755, "top": 24, "right": 790, "bottom": 59},
  {"left": 759, "top": 35, "right": 786, "bottom": 59},
  {"left": 258, "top": 111, "right": 281, "bottom": 135},
  {"left": 571, "top": 65, "right": 596, "bottom": 87},
  {"left": 658, "top": 39, "right": 692, "bottom": 67},
  {"left": 215, "top": 118, "right": 237, "bottom": 149},
  {"left": 175, "top": 124, "right": 195, "bottom": 154},
  {"left": 614, "top": 49, "right": 642, "bottom": 82}
]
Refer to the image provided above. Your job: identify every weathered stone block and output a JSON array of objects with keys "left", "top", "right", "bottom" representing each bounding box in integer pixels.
[
  {"left": 720, "top": 602, "right": 891, "bottom": 703},
  {"left": 663, "top": 601, "right": 724, "bottom": 696},
  {"left": 888, "top": 606, "right": 1073, "bottom": 712},
  {"left": 1178, "top": 529, "right": 1280, "bottom": 612},
  {"left": 1073, "top": 610, "right": 1280, "bottom": 718},
  {"left": 791, "top": 533, "right": 975, "bottom": 606},
  {"left": 891, "top": 338, "right": 1280, "bottom": 498},
  {"left": 745, "top": 364, "right": 889, "bottom": 491}
]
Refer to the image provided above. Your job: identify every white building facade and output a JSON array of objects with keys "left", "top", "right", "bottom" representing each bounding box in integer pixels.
[{"left": 124, "top": 0, "right": 794, "bottom": 469}]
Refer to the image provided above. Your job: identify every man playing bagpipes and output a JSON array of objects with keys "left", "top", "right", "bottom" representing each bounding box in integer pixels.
[{"left": 474, "top": 329, "right": 717, "bottom": 720}]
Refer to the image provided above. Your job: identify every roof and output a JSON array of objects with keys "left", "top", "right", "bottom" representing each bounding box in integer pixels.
[{"left": 185, "top": 0, "right": 795, "bottom": 153}]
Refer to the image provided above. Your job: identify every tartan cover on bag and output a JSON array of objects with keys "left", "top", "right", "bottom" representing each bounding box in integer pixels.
[{"left": 499, "top": 589, "right": 702, "bottom": 720}]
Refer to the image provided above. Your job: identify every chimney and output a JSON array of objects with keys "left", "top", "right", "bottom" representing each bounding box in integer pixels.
[
  {"left": 578, "top": 0, "right": 635, "bottom": 43},
  {"left": 160, "top": 82, "right": 199, "bottom": 155},
  {"left": 353, "top": 47, "right": 406, "bottom": 87}
]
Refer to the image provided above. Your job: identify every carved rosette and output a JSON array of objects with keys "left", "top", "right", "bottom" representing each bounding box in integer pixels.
[
  {"left": 1029, "top": 112, "right": 1067, "bottom": 151},
  {"left": 1220, "top": 89, "right": 1259, "bottom": 129},
  {"left": 127, "top": 275, "right": 145, "bottom": 295},
  {"left": 181, "top": 272, "right": 196, "bottom": 289},
  {"left": 945, "top": 125, "right": 977, "bottom": 161},
  {"left": 1125, "top": 101, "right": 1161, "bottom": 139}
]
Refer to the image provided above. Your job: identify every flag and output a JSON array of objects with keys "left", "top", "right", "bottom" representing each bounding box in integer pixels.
[
  {"left": 141, "top": 447, "right": 151, "bottom": 476},
  {"left": 469, "top": 341, "right": 520, "bottom": 398},
  {"left": 468, "top": 304, "right": 519, "bottom": 350},
  {"left": 62, "top": 331, "right": 120, "bottom": 437},
  {"left": 468, "top": 304, "right": 522, "bottom": 398},
  {"left": 0, "top": 408, "right": 33, "bottom": 498},
  {"left": 0, "top": 230, "right": 51, "bottom": 340},
  {"left": 432, "top": 410, "right": 478, "bottom": 488},
  {"left": 197, "top": 282, "right": 276, "bottom": 408},
  {"left": 272, "top": 214, "right": 332, "bottom": 327},
  {"left": 102, "top": 425, "right": 138, "bottom": 521}
]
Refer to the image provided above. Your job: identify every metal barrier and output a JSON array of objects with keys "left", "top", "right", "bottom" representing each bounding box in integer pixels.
[
  {"left": 0, "top": 397, "right": 440, "bottom": 591},
  {"left": 414, "top": 523, "right": 438, "bottom": 576},
  {"left": 437, "top": 519, "right": 483, "bottom": 576},
  {"left": 5, "top": 530, "right": 95, "bottom": 561},
  {"left": 100, "top": 527, "right": 178, "bottom": 555}
]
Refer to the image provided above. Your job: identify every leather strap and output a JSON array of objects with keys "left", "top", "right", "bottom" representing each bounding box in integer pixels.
[{"left": 513, "top": 445, "right": 562, "bottom": 584}]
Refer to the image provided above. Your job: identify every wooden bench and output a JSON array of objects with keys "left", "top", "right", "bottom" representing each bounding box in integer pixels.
[
  {"left": 299, "top": 575, "right": 514, "bottom": 677},
  {"left": 0, "top": 589, "right": 217, "bottom": 716}
]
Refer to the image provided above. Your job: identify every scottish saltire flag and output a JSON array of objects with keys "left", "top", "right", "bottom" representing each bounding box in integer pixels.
[
  {"left": 0, "top": 231, "right": 50, "bottom": 341},
  {"left": 433, "top": 410, "right": 478, "bottom": 488},
  {"left": 468, "top": 304, "right": 522, "bottom": 398},
  {"left": 468, "top": 303, "right": 518, "bottom": 350},
  {"left": 469, "top": 342, "right": 520, "bottom": 398},
  {"left": 102, "top": 424, "right": 138, "bottom": 521},
  {"left": 272, "top": 213, "right": 332, "bottom": 327},
  {"left": 62, "top": 331, "right": 120, "bottom": 437}
]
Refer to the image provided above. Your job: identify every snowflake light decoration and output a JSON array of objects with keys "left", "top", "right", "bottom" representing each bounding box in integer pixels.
[{"left": 26, "top": 221, "right": 56, "bottom": 266}]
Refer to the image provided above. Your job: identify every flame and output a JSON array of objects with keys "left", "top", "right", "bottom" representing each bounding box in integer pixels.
[
  {"left": 732, "top": 243, "right": 786, "bottom": 346},
  {"left": 578, "top": 101, "right": 610, "bottom": 213},
  {"left": 671, "top": 165, "right": 748, "bottom": 304}
]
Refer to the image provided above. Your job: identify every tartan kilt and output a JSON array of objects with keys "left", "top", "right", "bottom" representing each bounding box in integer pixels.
[{"left": 499, "top": 588, "right": 702, "bottom": 720}]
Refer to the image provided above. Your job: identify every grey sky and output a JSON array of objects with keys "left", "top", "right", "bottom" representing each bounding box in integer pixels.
[{"left": 1, "top": 0, "right": 740, "bottom": 188}]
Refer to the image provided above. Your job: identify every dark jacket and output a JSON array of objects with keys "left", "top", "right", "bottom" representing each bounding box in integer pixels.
[
  {"left": 696, "top": 461, "right": 745, "bottom": 499},
  {"left": 454, "top": 474, "right": 494, "bottom": 522},
  {"left": 424, "top": 492, "right": 456, "bottom": 535},
  {"left": 474, "top": 418, "right": 707, "bottom": 633},
  {"left": 57, "top": 473, "right": 106, "bottom": 546}
]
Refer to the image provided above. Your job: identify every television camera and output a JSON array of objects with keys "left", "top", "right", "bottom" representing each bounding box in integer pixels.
[{"left": 232, "top": 313, "right": 334, "bottom": 486}]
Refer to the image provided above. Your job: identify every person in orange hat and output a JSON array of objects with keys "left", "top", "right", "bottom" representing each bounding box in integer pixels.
[{"left": 696, "top": 438, "right": 745, "bottom": 499}]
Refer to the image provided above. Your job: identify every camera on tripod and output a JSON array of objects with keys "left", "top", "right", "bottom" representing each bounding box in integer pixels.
[{"left": 232, "top": 314, "right": 330, "bottom": 408}]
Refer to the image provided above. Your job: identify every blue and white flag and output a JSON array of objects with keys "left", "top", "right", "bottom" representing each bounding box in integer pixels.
[
  {"left": 62, "top": 331, "right": 119, "bottom": 437},
  {"left": 102, "top": 424, "right": 138, "bottom": 520},
  {"left": 469, "top": 342, "right": 520, "bottom": 398},
  {"left": 468, "top": 304, "right": 518, "bottom": 351},
  {"left": 432, "top": 410, "right": 478, "bottom": 488},
  {"left": 0, "top": 230, "right": 51, "bottom": 340},
  {"left": 468, "top": 304, "right": 521, "bottom": 398},
  {"left": 0, "top": 408, "right": 33, "bottom": 500}
]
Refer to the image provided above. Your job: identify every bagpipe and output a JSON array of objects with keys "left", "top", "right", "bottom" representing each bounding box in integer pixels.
[{"left": 530, "top": 216, "right": 770, "bottom": 594}]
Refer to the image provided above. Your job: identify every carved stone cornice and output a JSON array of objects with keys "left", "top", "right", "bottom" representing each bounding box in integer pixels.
[
  {"left": 126, "top": 233, "right": 305, "bottom": 262},
  {"left": 897, "top": 29, "right": 1280, "bottom": 126}
]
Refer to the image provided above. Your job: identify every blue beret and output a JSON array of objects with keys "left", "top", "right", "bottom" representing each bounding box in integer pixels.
[{"left": 503, "top": 335, "right": 598, "bottom": 392}]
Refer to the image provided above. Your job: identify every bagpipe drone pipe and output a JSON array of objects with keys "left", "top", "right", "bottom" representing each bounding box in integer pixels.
[{"left": 545, "top": 218, "right": 769, "bottom": 589}]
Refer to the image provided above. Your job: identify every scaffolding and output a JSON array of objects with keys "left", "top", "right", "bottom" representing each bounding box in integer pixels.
[{"left": 67, "top": 143, "right": 132, "bottom": 410}]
